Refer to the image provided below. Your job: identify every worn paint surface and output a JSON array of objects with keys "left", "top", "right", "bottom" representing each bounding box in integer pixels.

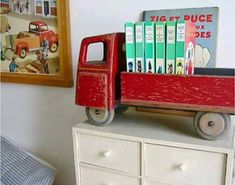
[
  {"left": 121, "top": 73, "right": 235, "bottom": 113},
  {"left": 75, "top": 33, "right": 125, "bottom": 110},
  {"left": 76, "top": 72, "right": 108, "bottom": 109}
]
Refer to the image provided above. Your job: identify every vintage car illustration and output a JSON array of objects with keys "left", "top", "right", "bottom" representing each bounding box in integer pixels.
[{"left": 5, "top": 21, "right": 58, "bottom": 58}]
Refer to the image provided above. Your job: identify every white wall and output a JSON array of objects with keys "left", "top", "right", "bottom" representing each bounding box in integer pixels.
[{"left": 1, "top": 0, "right": 235, "bottom": 185}]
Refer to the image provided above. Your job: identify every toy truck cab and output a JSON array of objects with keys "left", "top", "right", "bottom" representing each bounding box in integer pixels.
[{"left": 75, "top": 33, "right": 125, "bottom": 125}]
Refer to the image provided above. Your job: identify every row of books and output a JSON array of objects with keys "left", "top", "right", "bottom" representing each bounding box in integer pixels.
[{"left": 124, "top": 21, "right": 196, "bottom": 74}]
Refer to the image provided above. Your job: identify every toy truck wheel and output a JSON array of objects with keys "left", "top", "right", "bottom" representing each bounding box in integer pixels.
[
  {"left": 50, "top": 42, "right": 58, "bottom": 53},
  {"left": 85, "top": 107, "right": 114, "bottom": 126},
  {"left": 19, "top": 48, "right": 27, "bottom": 58},
  {"left": 194, "top": 112, "right": 231, "bottom": 140}
]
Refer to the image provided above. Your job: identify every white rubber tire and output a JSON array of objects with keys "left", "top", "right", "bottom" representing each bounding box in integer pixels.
[
  {"left": 85, "top": 107, "right": 114, "bottom": 126},
  {"left": 194, "top": 112, "right": 230, "bottom": 140}
]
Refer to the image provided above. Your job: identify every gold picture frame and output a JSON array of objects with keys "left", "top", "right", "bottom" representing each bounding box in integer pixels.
[{"left": 0, "top": 0, "right": 73, "bottom": 87}]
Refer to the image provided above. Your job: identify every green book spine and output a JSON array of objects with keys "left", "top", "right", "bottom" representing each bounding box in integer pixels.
[
  {"left": 155, "top": 22, "right": 165, "bottom": 74},
  {"left": 166, "top": 21, "right": 176, "bottom": 74},
  {"left": 145, "top": 22, "right": 155, "bottom": 73},
  {"left": 176, "top": 20, "right": 186, "bottom": 74},
  {"left": 135, "top": 22, "right": 145, "bottom": 73},
  {"left": 125, "top": 22, "right": 135, "bottom": 72}
]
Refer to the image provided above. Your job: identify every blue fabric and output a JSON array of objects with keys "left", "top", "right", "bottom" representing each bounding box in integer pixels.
[{"left": 0, "top": 137, "right": 55, "bottom": 185}]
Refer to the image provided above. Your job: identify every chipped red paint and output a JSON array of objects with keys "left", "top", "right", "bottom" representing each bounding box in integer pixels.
[
  {"left": 75, "top": 33, "right": 125, "bottom": 110},
  {"left": 76, "top": 72, "right": 108, "bottom": 109},
  {"left": 121, "top": 72, "right": 235, "bottom": 113},
  {"left": 76, "top": 32, "right": 234, "bottom": 115}
]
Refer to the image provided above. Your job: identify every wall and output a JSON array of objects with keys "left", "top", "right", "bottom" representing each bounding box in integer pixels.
[{"left": 1, "top": 0, "right": 235, "bottom": 185}]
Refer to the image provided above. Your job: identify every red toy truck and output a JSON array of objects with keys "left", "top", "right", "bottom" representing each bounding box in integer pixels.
[
  {"left": 6, "top": 21, "right": 58, "bottom": 58},
  {"left": 75, "top": 33, "right": 235, "bottom": 140}
]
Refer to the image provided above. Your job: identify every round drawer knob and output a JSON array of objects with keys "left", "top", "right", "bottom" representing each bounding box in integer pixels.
[
  {"left": 178, "top": 164, "right": 186, "bottom": 172},
  {"left": 101, "top": 151, "right": 111, "bottom": 158}
]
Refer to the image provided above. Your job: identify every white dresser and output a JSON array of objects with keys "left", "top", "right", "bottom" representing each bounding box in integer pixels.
[{"left": 73, "top": 109, "right": 235, "bottom": 185}]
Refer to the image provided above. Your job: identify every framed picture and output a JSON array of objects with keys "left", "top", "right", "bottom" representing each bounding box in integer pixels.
[{"left": 0, "top": 0, "right": 73, "bottom": 87}]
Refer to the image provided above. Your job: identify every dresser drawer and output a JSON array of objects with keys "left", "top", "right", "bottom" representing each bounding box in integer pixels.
[
  {"left": 146, "top": 180, "right": 190, "bottom": 185},
  {"left": 80, "top": 166, "right": 140, "bottom": 185},
  {"left": 145, "top": 144, "right": 226, "bottom": 185},
  {"left": 146, "top": 180, "right": 172, "bottom": 185},
  {"left": 78, "top": 133, "right": 141, "bottom": 174}
]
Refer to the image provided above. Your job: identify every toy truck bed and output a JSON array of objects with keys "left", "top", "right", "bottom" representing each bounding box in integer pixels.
[{"left": 121, "top": 72, "right": 235, "bottom": 114}]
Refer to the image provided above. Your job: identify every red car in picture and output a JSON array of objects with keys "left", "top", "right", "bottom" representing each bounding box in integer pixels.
[{"left": 6, "top": 21, "right": 58, "bottom": 58}]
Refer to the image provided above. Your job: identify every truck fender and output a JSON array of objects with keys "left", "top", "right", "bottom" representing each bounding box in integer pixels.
[
  {"left": 15, "top": 41, "right": 29, "bottom": 54},
  {"left": 49, "top": 35, "right": 59, "bottom": 52},
  {"left": 50, "top": 34, "right": 58, "bottom": 43}
]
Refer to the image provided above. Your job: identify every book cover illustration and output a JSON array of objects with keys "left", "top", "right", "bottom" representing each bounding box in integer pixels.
[
  {"left": 176, "top": 20, "right": 196, "bottom": 74},
  {"left": 145, "top": 22, "right": 155, "bottom": 73},
  {"left": 155, "top": 22, "right": 165, "bottom": 74},
  {"left": 166, "top": 21, "right": 176, "bottom": 74},
  {"left": 135, "top": 22, "right": 145, "bottom": 73},
  {"left": 125, "top": 22, "right": 135, "bottom": 72},
  {"left": 143, "top": 7, "right": 219, "bottom": 68}
]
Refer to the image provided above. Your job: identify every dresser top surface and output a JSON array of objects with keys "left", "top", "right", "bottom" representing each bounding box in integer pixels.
[{"left": 75, "top": 108, "right": 235, "bottom": 150}]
